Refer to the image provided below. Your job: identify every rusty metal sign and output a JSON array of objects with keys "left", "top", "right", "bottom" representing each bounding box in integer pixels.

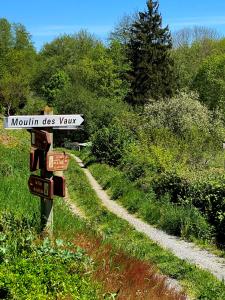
[
  {"left": 53, "top": 175, "right": 66, "bottom": 197},
  {"left": 28, "top": 175, "right": 53, "bottom": 199},
  {"left": 46, "top": 152, "right": 69, "bottom": 171},
  {"left": 31, "top": 129, "right": 51, "bottom": 151}
]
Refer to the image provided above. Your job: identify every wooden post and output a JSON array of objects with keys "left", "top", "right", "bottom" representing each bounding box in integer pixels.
[{"left": 41, "top": 106, "right": 53, "bottom": 236}]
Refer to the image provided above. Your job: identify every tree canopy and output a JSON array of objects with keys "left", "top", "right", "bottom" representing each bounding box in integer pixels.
[{"left": 125, "top": 0, "right": 176, "bottom": 106}]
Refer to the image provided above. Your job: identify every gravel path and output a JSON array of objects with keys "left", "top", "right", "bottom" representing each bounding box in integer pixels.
[{"left": 70, "top": 154, "right": 225, "bottom": 282}]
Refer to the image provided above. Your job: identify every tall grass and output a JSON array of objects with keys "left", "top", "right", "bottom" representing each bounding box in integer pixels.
[
  {"left": 66, "top": 157, "right": 225, "bottom": 300},
  {"left": 0, "top": 128, "right": 101, "bottom": 299},
  {"left": 89, "top": 162, "right": 213, "bottom": 243}
]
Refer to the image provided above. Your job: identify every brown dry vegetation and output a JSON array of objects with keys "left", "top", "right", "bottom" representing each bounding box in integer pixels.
[
  {"left": 73, "top": 233, "right": 187, "bottom": 300},
  {"left": 0, "top": 120, "right": 20, "bottom": 147},
  {"left": 0, "top": 134, "right": 15, "bottom": 147}
]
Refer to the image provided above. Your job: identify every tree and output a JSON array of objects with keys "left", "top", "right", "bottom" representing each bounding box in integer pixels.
[
  {"left": 0, "top": 19, "right": 37, "bottom": 115},
  {"left": 125, "top": 0, "right": 176, "bottom": 106},
  {"left": 0, "top": 50, "right": 33, "bottom": 115},
  {"left": 41, "top": 70, "right": 70, "bottom": 105},
  {"left": 192, "top": 54, "right": 225, "bottom": 112},
  {"left": 172, "top": 26, "right": 220, "bottom": 48},
  {"left": 172, "top": 26, "right": 221, "bottom": 89},
  {"left": 109, "top": 13, "right": 138, "bottom": 45},
  {"left": 14, "top": 23, "right": 34, "bottom": 51},
  {"left": 0, "top": 19, "right": 13, "bottom": 57}
]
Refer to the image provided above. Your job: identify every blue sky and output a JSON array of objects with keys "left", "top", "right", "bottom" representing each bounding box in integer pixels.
[{"left": 2, "top": 0, "right": 225, "bottom": 50}]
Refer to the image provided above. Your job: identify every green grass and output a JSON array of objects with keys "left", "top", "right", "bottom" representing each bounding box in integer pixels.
[
  {"left": 0, "top": 128, "right": 102, "bottom": 299},
  {"left": 2, "top": 127, "right": 225, "bottom": 299},
  {"left": 65, "top": 156, "right": 225, "bottom": 300},
  {"left": 87, "top": 162, "right": 213, "bottom": 243},
  {"left": 0, "top": 129, "right": 40, "bottom": 222}
]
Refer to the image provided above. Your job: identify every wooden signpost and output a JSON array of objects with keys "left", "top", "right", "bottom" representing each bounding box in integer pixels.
[
  {"left": 53, "top": 176, "right": 66, "bottom": 197},
  {"left": 28, "top": 175, "right": 54, "bottom": 199},
  {"left": 4, "top": 108, "right": 84, "bottom": 236},
  {"left": 31, "top": 129, "right": 51, "bottom": 151},
  {"left": 30, "top": 148, "right": 45, "bottom": 171}
]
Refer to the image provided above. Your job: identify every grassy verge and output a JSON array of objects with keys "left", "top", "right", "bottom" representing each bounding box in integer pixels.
[
  {"left": 66, "top": 155, "right": 225, "bottom": 300},
  {"left": 77, "top": 145, "right": 224, "bottom": 255},
  {"left": 0, "top": 128, "right": 101, "bottom": 299},
  {"left": 0, "top": 127, "right": 187, "bottom": 299},
  {"left": 88, "top": 163, "right": 213, "bottom": 243}
]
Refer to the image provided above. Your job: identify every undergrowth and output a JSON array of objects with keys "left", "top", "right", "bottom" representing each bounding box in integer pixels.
[
  {"left": 0, "top": 211, "right": 99, "bottom": 300},
  {"left": 66, "top": 156, "right": 225, "bottom": 300}
]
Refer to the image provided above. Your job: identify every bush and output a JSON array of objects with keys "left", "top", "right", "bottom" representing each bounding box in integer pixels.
[
  {"left": 121, "top": 143, "right": 159, "bottom": 181},
  {"left": 90, "top": 163, "right": 213, "bottom": 242},
  {"left": 91, "top": 124, "right": 133, "bottom": 166},
  {"left": 143, "top": 90, "right": 225, "bottom": 168},
  {"left": 19, "top": 95, "right": 47, "bottom": 115},
  {"left": 143, "top": 170, "right": 225, "bottom": 244},
  {"left": 144, "top": 90, "right": 211, "bottom": 138}
]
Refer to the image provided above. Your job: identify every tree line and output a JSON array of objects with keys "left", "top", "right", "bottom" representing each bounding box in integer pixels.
[
  {"left": 1, "top": 0, "right": 225, "bottom": 135},
  {"left": 2, "top": 0, "right": 225, "bottom": 245}
]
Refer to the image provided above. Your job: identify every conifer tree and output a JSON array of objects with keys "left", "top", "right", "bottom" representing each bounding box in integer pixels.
[{"left": 126, "top": 0, "right": 176, "bottom": 106}]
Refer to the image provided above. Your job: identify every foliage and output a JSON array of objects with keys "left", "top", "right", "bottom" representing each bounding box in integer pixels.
[
  {"left": 34, "top": 30, "right": 130, "bottom": 143},
  {"left": 120, "top": 142, "right": 159, "bottom": 181},
  {"left": 125, "top": 0, "right": 176, "bottom": 106},
  {"left": 172, "top": 35, "right": 225, "bottom": 89},
  {"left": 53, "top": 84, "right": 129, "bottom": 144},
  {"left": 19, "top": 94, "right": 47, "bottom": 115},
  {"left": 143, "top": 90, "right": 225, "bottom": 167},
  {"left": 67, "top": 157, "right": 225, "bottom": 299},
  {"left": 41, "top": 70, "right": 70, "bottom": 105},
  {"left": 0, "top": 18, "right": 37, "bottom": 115},
  {"left": 91, "top": 124, "right": 133, "bottom": 166},
  {"left": 144, "top": 90, "right": 210, "bottom": 136},
  {"left": 0, "top": 212, "right": 99, "bottom": 299},
  {"left": 192, "top": 54, "right": 225, "bottom": 112}
]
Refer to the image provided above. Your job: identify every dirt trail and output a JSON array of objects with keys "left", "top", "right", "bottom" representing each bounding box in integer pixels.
[{"left": 69, "top": 154, "right": 225, "bottom": 282}]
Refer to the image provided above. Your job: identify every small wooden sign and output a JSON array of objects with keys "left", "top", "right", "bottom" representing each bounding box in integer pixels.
[
  {"left": 53, "top": 175, "right": 65, "bottom": 197},
  {"left": 46, "top": 152, "right": 69, "bottom": 171},
  {"left": 30, "top": 148, "right": 45, "bottom": 171},
  {"left": 28, "top": 175, "right": 53, "bottom": 199},
  {"left": 31, "top": 129, "right": 51, "bottom": 151}
]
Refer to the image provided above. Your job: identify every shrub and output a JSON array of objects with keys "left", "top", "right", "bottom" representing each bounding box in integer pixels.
[
  {"left": 121, "top": 143, "right": 159, "bottom": 181},
  {"left": 143, "top": 90, "right": 225, "bottom": 168},
  {"left": 142, "top": 170, "right": 225, "bottom": 244},
  {"left": 91, "top": 123, "right": 133, "bottom": 166},
  {"left": 19, "top": 95, "right": 47, "bottom": 115},
  {"left": 144, "top": 90, "right": 211, "bottom": 138}
]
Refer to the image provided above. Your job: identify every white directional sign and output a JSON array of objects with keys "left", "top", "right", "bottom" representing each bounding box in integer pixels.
[{"left": 4, "top": 114, "right": 84, "bottom": 129}]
